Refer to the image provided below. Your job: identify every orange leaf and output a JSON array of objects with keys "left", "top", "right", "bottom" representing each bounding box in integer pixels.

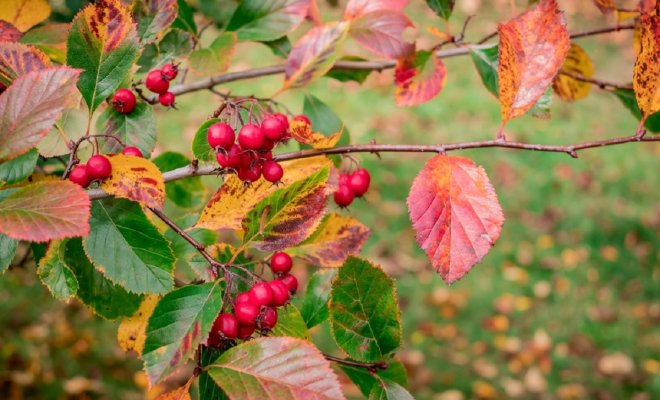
[
  {"left": 407, "top": 156, "right": 504, "bottom": 284},
  {"left": 552, "top": 43, "right": 595, "bottom": 102},
  {"left": 0, "top": 0, "right": 51, "bottom": 32},
  {"left": 153, "top": 379, "right": 192, "bottom": 400},
  {"left": 395, "top": 50, "right": 447, "bottom": 106},
  {"left": 289, "top": 119, "right": 342, "bottom": 148},
  {"left": 98, "top": 155, "right": 166, "bottom": 210},
  {"left": 497, "top": 0, "right": 569, "bottom": 124},
  {"left": 0, "top": 42, "right": 51, "bottom": 85},
  {"left": 633, "top": 3, "right": 660, "bottom": 120}
]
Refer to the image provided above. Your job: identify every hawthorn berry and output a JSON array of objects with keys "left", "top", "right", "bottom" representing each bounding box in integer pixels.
[
  {"left": 338, "top": 173, "right": 350, "bottom": 186},
  {"left": 69, "top": 165, "right": 90, "bottom": 188},
  {"left": 260, "top": 150, "right": 273, "bottom": 161},
  {"left": 334, "top": 184, "right": 354, "bottom": 208},
  {"left": 238, "top": 124, "right": 264, "bottom": 150},
  {"left": 261, "top": 116, "right": 287, "bottom": 141},
  {"left": 269, "top": 280, "right": 290, "bottom": 307},
  {"left": 207, "top": 122, "right": 235, "bottom": 151},
  {"left": 235, "top": 292, "right": 255, "bottom": 305},
  {"left": 293, "top": 114, "right": 311, "bottom": 126},
  {"left": 262, "top": 161, "right": 283, "bottom": 183},
  {"left": 122, "top": 146, "right": 143, "bottom": 157},
  {"left": 211, "top": 313, "right": 239, "bottom": 341},
  {"left": 270, "top": 252, "right": 292, "bottom": 274},
  {"left": 278, "top": 274, "right": 298, "bottom": 293},
  {"left": 249, "top": 282, "right": 274, "bottom": 307},
  {"left": 217, "top": 144, "right": 241, "bottom": 169},
  {"left": 112, "top": 88, "right": 136, "bottom": 114},
  {"left": 239, "top": 150, "right": 257, "bottom": 169},
  {"left": 234, "top": 302, "right": 260, "bottom": 325},
  {"left": 161, "top": 63, "right": 178, "bottom": 81},
  {"left": 145, "top": 69, "right": 169, "bottom": 94},
  {"left": 273, "top": 112, "right": 288, "bottom": 129},
  {"left": 158, "top": 91, "right": 175, "bottom": 107},
  {"left": 238, "top": 163, "right": 262, "bottom": 183},
  {"left": 349, "top": 169, "right": 370, "bottom": 197},
  {"left": 261, "top": 137, "right": 275, "bottom": 151},
  {"left": 237, "top": 323, "right": 255, "bottom": 340},
  {"left": 258, "top": 307, "right": 278, "bottom": 330},
  {"left": 86, "top": 155, "right": 112, "bottom": 180}
]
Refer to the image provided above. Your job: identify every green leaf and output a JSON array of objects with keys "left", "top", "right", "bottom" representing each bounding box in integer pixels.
[
  {"left": 470, "top": 44, "right": 499, "bottom": 97},
  {"left": 164, "top": 214, "right": 217, "bottom": 263},
  {"left": 0, "top": 148, "right": 38, "bottom": 185},
  {"left": 303, "top": 94, "right": 350, "bottom": 147},
  {"left": 262, "top": 35, "right": 292, "bottom": 57},
  {"left": 0, "top": 233, "right": 17, "bottom": 273},
  {"left": 96, "top": 102, "right": 157, "bottom": 157},
  {"left": 172, "top": 0, "right": 198, "bottom": 34},
  {"left": 326, "top": 56, "right": 371, "bottom": 84},
  {"left": 340, "top": 361, "right": 409, "bottom": 397},
  {"left": 20, "top": 23, "right": 69, "bottom": 64},
  {"left": 242, "top": 167, "right": 329, "bottom": 252},
  {"left": 612, "top": 88, "right": 660, "bottom": 133},
  {"left": 300, "top": 269, "right": 336, "bottom": 328},
  {"left": 528, "top": 86, "right": 552, "bottom": 119},
  {"left": 368, "top": 381, "right": 414, "bottom": 400},
  {"left": 270, "top": 304, "right": 310, "bottom": 340},
  {"left": 153, "top": 152, "right": 207, "bottom": 209},
  {"left": 84, "top": 199, "right": 175, "bottom": 294},
  {"left": 192, "top": 118, "right": 221, "bottom": 162},
  {"left": 199, "top": 346, "right": 230, "bottom": 400},
  {"left": 66, "top": 238, "right": 143, "bottom": 319},
  {"left": 226, "top": 0, "right": 311, "bottom": 42},
  {"left": 199, "top": 0, "right": 238, "bottom": 29},
  {"left": 37, "top": 240, "right": 79, "bottom": 300},
  {"left": 136, "top": 0, "right": 178, "bottom": 44},
  {"left": 208, "top": 337, "right": 345, "bottom": 400},
  {"left": 189, "top": 32, "right": 237, "bottom": 77},
  {"left": 66, "top": 0, "right": 140, "bottom": 112},
  {"left": 138, "top": 28, "right": 194, "bottom": 73},
  {"left": 142, "top": 281, "right": 223, "bottom": 385},
  {"left": 425, "top": 0, "right": 455, "bottom": 20},
  {"left": 329, "top": 257, "right": 401, "bottom": 362}
]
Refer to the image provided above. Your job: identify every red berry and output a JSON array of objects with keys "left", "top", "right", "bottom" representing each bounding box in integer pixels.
[
  {"left": 69, "top": 165, "right": 90, "bottom": 188},
  {"left": 217, "top": 144, "right": 241, "bottom": 169},
  {"left": 207, "top": 122, "right": 235, "bottom": 151},
  {"left": 238, "top": 163, "right": 261, "bottom": 183},
  {"left": 237, "top": 323, "right": 255, "bottom": 339},
  {"left": 249, "top": 282, "right": 274, "bottom": 307},
  {"left": 258, "top": 307, "right": 278, "bottom": 330},
  {"left": 122, "top": 146, "right": 143, "bottom": 157},
  {"left": 262, "top": 161, "right": 283, "bottom": 183},
  {"left": 145, "top": 69, "right": 170, "bottom": 94},
  {"left": 238, "top": 124, "right": 264, "bottom": 150},
  {"left": 269, "top": 280, "right": 290, "bottom": 307},
  {"left": 348, "top": 169, "right": 370, "bottom": 197},
  {"left": 273, "top": 113, "right": 288, "bottom": 129},
  {"left": 161, "top": 63, "right": 178, "bottom": 81},
  {"left": 261, "top": 137, "right": 275, "bottom": 151},
  {"left": 112, "top": 88, "right": 136, "bottom": 114},
  {"left": 293, "top": 115, "right": 311, "bottom": 126},
  {"left": 260, "top": 150, "right": 273, "bottom": 161},
  {"left": 261, "top": 116, "right": 286, "bottom": 141},
  {"left": 234, "top": 302, "right": 260, "bottom": 325},
  {"left": 211, "top": 313, "right": 239, "bottom": 341},
  {"left": 158, "top": 91, "right": 175, "bottom": 107},
  {"left": 278, "top": 274, "right": 298, "bottom": 293},
  {"left": 270, "top": 252, "right": 292, "bottom": 274},
  {"left": 86, "top": 155, "right": 112, "bottom": 180},
  {"left": 235, "top": 292, "right": 255, "bottom": 305},
  {"left": 239, "top": 149, "right": 257, "bottom": 169},
  {"left": 334, "top": 185, "right": 354, "bottom": 207}
]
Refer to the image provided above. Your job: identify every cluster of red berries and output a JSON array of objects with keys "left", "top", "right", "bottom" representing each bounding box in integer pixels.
[
  {"left": 208, "top": 252, "right": 298, "bottom": 344},
  {"left": 334, "top": 168, "right": 371, "bottom": 207},
  {"left": 111, "top": 63, "right": 178, "bottom": 114},
  {"left": 68, "top": 146, "right": 142, "bottom": 188}
]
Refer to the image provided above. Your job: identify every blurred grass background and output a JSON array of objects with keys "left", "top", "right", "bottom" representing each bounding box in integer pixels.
[{"left": 1, "top": 0, "right": 659, "bottom": 399}]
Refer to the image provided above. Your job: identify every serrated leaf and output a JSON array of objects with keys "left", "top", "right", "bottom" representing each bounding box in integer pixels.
[
  {"left": 19, "top": 23, "right": 69, "bottom": 64},
  {"left": 552, "top": 43, "right": 595, "bottom": 101},
  {"left": 137, "top": 0, "right": 179, "bottom": 44},
  {"left": 143, "top": 281, "right": 223, "bottom": 385},
  {"left": 300, "top": 269, "right": 336, "bottom": 328},
  {"left": 0, "top": 41, "right": 51, "bottom": 85},
  {"left": 0, "top": 180, "right": 90, "bottom": 242},
  {"left": 98, "top": 154, "right": 166, "bottom": 210},
  {"left": 395, "top": 50, "right": 447, "bottom": 106},
  {"left": 469, "top": 44, "right": 499, "bottom": 97},
  {"left": 67, "top": 0, "right": 139, "bottom": 112},
  {"left": 196, "top": 156, "right": 333, "bottom": 231},
  {"left": 37, "top": 240, "right": 79, "bottom": 300},
  {"left": 425, "top": 0, "right": 455, "bottom": 20},
  {"left": 66, "top": 238, "right": 143, "bottom": 319},
  {"left": 407, "top": 155, "right": 504, "bottom": 283},
  {"left": 153, "top": 152, "right": 207, "bottom": 209},
  {"left": 0, "top": 148, "right": 38, "bottom": 185},
  {"left": 0, "top": 0, "right": 51, "bottom": 32},
  {"left": 84, "top": 199, "right": 175, "bottom": 294},
  {"left": 191, "top": 118, "right": 221, "bottom": 163},
  {"left": 0, "top": 67, "right": 80, "bottom": 160},
  {"left": 0, "top": 233, "right": 17, "bottom": 273},
  {"left": 498, "top": 0, "right": 569, "bottom": 124},
  {"left": 289, "top": 213, "right": 369, "bottom": 267},
  {"left": 341, "top": 360, "right": 408, "bottom": 397},
  {"left": 368, "top": 381, "right": 414, "bottom": 400},
  {"left": 0, "top": 21, "right": 22, "bottom": 43},
  {"left": 633, "top": 4, "right": 660, "bottom": 120},
  {"left": 329, "top": 257, "right": 401, "bottom": 362},
  {"left": 270, "top": 304, "right": 310, "bottom": 340},
  {"left": 208, "top": 337, "right": 345, "bottom": 400},
  {"left": 283, "top": 21, "right": 349, "bottom": 89},
  {"left": 242, "top": 167, "right": 329, "bottom": 252},
  {"left": 117, "top": 295, "right": 159, "bottom": 356},
  {"left": 348, "top": 10, "right": 414, "bottom": 60},
  {"left": 226, "top": 0, "right": 311, "bottom": 42},
  {"left": 612, "top": 88, "right": 660, "bottom": 133},
  {"left": 96, "top": 103, "right": 157, "bottom": 157},
  {"left": 189, "top": 32, "right": 237, "bottom": 77}
]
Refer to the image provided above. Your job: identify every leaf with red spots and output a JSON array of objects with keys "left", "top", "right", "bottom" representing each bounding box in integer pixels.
[
  {"left": 0, "top": 180, "right": 90, "bottom": 242},
  {"left": 207, "top": 337, "right": 346, "bottom": 400},
  {"left": 348, "top": 9, "right": 414, "bottom": 60},
  {"left": 0, "top": 42, "right": 51, "bottom": 85},
  {"left": 395, "top": 50, "right": 447, "bottom": 106},
  {"left": 143, "top": 281, "right": 223, "bottom": 385},
  {"left": 0, "top": 67, "right": 80, "bottom": 160},
  {"left": 67, "top": 0, "right": 139, "bottom": 112},
  {"left": 407, "top": 155, "right": 504, "bottom": 284},
  {"left": 497, "top": 0, "right": 569, "bottom": 126},
  {"left": 98, "top": 154, "right": 166, "bottom": 210},
  {"left": 137, "top": 0, "right": 179, "bottom": 44},
  {"left": 633, "top": 3, "right": 660, "bottom": 124},
  {"left": 0, "top": 21, "right": 22, "bottom": 43}
]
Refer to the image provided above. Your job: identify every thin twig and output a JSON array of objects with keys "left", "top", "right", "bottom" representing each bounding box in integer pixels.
[
  {"left": 558, "top": 70, "right": 633, "bottom": 91},
  {"left": 324, "top": 354, "right": 388, "bottom": 372}
]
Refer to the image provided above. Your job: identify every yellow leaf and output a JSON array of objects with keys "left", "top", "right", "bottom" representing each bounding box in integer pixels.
[
  {"left": 152, "top": 379, "right": 192, "bottom": 400},
  {"left": 98, "top": 154, "right": 166, "bottom": 210},
  {"left": 289, "top": 119, "right": 313, "bottom": 143},
  {"left": 309, "top": 131, "right": 342, "bottom": 149},
  {"left": 117, "top": 295, "right": 159, "bottom": 356},
  {"left": 427, "top": 26, "right": 452, "bottom": 41},
  {"left": 616, "top": 10, "right": 640, "bottom": 22},
  {"left": 552, "top": 43, "right": 595, "bottom": 102},
  {"left": 196, "top": 156, "right": 333, "bottom": 231},
  {"left": 289, "top": 119, "right": 342, "bottom": 149},
  {"left": 0, "top": 0, "right": 51, "bottom": 32},
  {"left": 633, "top": 6, "right": 660, "bottom": 118}
]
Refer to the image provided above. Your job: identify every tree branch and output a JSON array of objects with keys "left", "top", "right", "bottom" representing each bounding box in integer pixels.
[
  {"left": 323, "top": 354, "right": 388, "bottom": 372},
  {"left": 558, "top": 70, "right": 633, "bottom": 91}
]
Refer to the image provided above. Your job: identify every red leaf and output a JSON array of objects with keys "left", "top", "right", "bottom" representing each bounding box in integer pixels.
[
  {"left": 407, "top": 156, "right": 504, "bottom": 284},
  {"left": 348, "top": 10, "right": 414, "bottom": 59},
  {"left": 0, "top": 180, "right": 91, "bottom": 242},
  {"left": 344, "top": 0, "right": 408, "bottom": 19},
  {"left": 497, "top": 0, "right": 569, "bottom": 124},
  {"left": 0, "top": 21, "right": 22, "bottom": 43},
  {"left": 0, "top": 41, "right": 52, "bottom": 84},
  {"left": 395, "top": 50, "right": 447, "bottom": 106}
]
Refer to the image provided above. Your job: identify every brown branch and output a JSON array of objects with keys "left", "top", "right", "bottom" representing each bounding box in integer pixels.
[
  {"left": 558, "top": 70, "right": 633, "bottom": 91},
  {"left": 323, "top": 354, "right": 388, "bottom": 372}
]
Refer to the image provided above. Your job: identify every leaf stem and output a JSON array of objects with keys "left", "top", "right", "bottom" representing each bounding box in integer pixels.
[{"left": 323, "top": 354, "right": 388, "bottom": 372}]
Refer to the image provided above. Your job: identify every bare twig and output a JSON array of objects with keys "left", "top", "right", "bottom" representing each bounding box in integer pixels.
[{"left": 558, "top": 70, "right": 633, "bottom": 91}]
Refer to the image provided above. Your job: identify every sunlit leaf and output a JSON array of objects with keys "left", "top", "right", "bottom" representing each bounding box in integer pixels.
[
  {"left": 98, "top": 154, "right": 166, "bottom": 210},
  {"left": 0, "top": 0, "right": 51, "bottom": 32}
]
